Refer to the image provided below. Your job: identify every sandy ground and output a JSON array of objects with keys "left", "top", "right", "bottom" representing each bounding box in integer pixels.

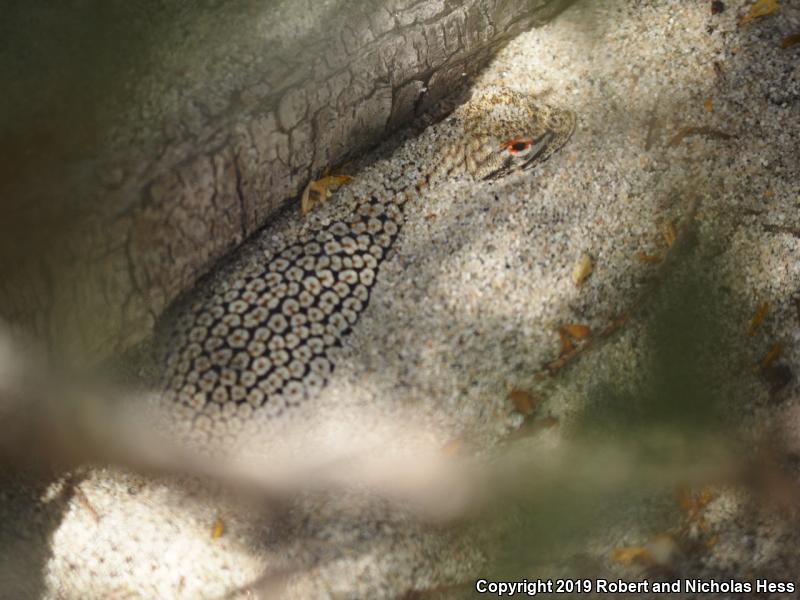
[{"left": 2, "top": 0, "right": 799, "bottom": 598}]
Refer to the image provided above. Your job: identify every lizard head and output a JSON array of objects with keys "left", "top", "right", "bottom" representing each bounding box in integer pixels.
[{"left": 433, "top": 86, "right": 575, "bottom": 182}]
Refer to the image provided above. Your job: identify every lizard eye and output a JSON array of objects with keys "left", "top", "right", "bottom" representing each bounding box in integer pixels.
[{"left": 504, "top": 138, "right": 533, "bottom": 155}]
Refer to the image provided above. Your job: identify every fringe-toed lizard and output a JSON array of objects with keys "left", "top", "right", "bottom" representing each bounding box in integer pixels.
[{"left": 158, "top": 87, "right": 575, "bottom": 446}]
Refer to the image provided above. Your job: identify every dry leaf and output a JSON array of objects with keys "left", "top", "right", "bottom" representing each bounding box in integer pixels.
[
  {"left": 781, "top": 33, "right": 800, "bottom": 50},
  {"left": 739, "top": 0, "right": 779, "bottom": 25},
  {"left": 300, "top": 175, "right": 352, "bottom": 216},
  {"left": 211, "top": 516, "right": 225, "bottom": 539},
  {"left": 746, "top": 302, "right": 769, "bottom": 336},
  {"left": 572, "top": 253, "right": 593, "bottom": 286},
  {"left": 507, "top": 388, "right": 539, "bottom": 415},
  {"left": 757, "top": 342, "right": 782, "bottom": 371},
  {"left": 703, "top": 98, "right": 714, "bottom": 113},
  {"left": 781, "top": 33, "right": 800, "bottom": 49},
  {"left": 675, "top": 486, "right": 715, "bottom": 536},
  {"left": 561, "top": 324, "right": 591, "bottom": 339},
  {"left": 696, "top": 487, "right": 716, "bottom": 508},
  {"left": 676, "top": 485, "right": 715, "bottom": 515},
  {"left": 553, "top": 321, "right": 590, "bottom": 363},
  {"left": 661, "top": 221, "right": 678, "bottom": 247},
  {"left": 637, "top": 251, "right": 663, "bottom": 264},
  {"left": 611, "top": 546, "right": 652, "bottom": 566}
]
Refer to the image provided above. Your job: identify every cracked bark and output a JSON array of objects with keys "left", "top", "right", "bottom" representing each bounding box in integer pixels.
[{"left": 0, "top": 0, "right": 575, "bottom": 364}]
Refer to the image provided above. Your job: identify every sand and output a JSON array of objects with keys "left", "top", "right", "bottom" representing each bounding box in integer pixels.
[{"left": 4, "top": 0, "right": 799, "bottom": 597}]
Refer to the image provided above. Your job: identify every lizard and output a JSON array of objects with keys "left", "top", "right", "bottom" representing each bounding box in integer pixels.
[{"left": 158, "top": 86, "right": 575, "bottom": 447}]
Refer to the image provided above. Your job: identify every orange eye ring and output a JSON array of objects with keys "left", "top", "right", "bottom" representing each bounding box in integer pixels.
[{"left": 503, "top": 138, "right": 533, "bottom": 154}]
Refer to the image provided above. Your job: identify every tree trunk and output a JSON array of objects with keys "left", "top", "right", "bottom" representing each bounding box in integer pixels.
[{"left": 0, "top": 0, "right": 574, "bottom": 363}]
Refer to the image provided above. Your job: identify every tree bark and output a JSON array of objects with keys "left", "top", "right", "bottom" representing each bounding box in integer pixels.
[{"left": 0, "top": 0, "right": 574, "bottom": 363}]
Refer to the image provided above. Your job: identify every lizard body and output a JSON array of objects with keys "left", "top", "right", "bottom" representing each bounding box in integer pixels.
[{"left": 159, "top": 87, "right": 575, "bottom": 445}]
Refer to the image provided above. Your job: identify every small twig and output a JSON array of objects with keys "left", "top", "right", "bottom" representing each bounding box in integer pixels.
[
  {"left": 74, "top": 484, "right": 101, "bottom": 523},
  {"left": 763, "top": 224, "right": 800, "bottom": 238},
  {"left": 668, "top": 127, "right": 735, "bottom": 147}
]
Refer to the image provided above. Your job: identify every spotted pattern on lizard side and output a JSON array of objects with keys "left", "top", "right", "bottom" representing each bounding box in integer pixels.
[{"left": 159, "top": 87, "right": 576, "bottom": 445}]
